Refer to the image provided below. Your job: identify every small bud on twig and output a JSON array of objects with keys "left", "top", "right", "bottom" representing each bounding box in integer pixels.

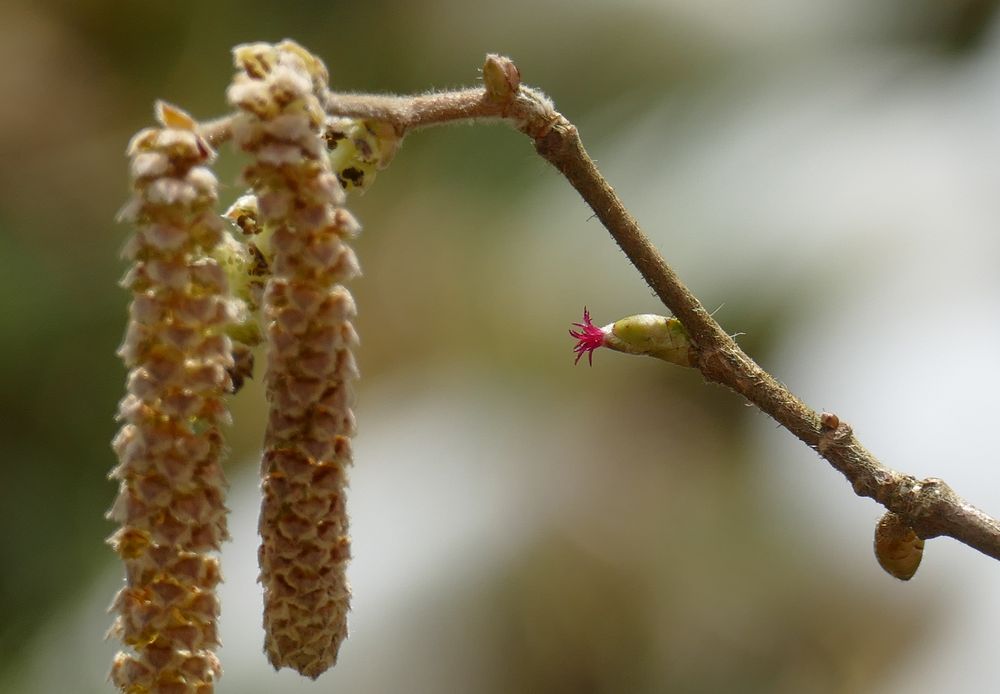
[
  {"left": 324, "top": 117, "right": 400, "bottom": 192},
  {"left": 820, "top": 412, "right": 840, "bottom": 430},
  {"left": 874, "top": 511, "right": 924, "bottom": 580},
  {"left": 482, "top": 54, "right": 521, "bottom": 103}
]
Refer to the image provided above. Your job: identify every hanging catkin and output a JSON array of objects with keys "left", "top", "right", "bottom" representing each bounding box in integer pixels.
[
  {"left": 228, "top": 40, "right": 360, "bottom": 678},
  {"left": 109, "top": 101, "right": 232, "bottom": 694}
]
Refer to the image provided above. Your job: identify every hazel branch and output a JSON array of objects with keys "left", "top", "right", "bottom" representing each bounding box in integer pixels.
[{"left": 197, "top": 54, "right": 1000, "bottom": 565}]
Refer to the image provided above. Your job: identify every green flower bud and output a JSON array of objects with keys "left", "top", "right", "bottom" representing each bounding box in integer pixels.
[
  {"left": 324, "top": 117, "right": 400, "bottom": 192},
  {"left": 605, "top": 314, "right": 694, "bottom": 367},
  {"left": 570, "top": 309, "right": 695, "bottom": 368}
]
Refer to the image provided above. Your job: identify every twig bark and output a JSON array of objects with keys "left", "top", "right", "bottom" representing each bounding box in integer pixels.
[{"left": 205, "top": 55, "right": 1000, "bottom": 564}]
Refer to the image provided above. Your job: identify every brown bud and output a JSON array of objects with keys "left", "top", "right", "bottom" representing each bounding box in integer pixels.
[
  {"left": 482, "top": 54, "right": 521, "bottom": 103},
  {"left": 819, "top": 412, "right": 840, "bottom": 429},
  {"left": 874, "top": 511, "right": 924, "bottom": 580}
]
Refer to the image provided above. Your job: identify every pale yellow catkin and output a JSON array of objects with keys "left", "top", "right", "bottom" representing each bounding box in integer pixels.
[
  {"left": 108, "top": 101, "right": 233, "bottom": 694},
  {"left": 228, "top": 40, "right": 360, "bottom": 678}
]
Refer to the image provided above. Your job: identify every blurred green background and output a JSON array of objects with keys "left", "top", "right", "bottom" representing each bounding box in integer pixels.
[{"left": 4, "top": 1, "right": 1000, "bottom": 692}]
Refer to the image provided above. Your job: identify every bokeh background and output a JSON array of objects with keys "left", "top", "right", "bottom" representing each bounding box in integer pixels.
[{"left": 3, "top": 1, "right": 1000, "bottom": 692}]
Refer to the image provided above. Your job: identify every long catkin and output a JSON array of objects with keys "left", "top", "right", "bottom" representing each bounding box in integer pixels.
[
  {"left": 109, "top": 102, "right": 232, "bottom": 694},
  {"left": 228, "top": 41, "right": 360, "bottom": 678}
]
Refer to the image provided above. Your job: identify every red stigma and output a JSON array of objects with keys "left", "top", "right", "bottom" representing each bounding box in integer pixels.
[{"left": 568, "top": 307, "right": 605, "bottom": 366}]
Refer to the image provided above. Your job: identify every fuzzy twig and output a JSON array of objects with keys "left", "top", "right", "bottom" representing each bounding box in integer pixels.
[{"left": 200, "top": 55, "right": 1000, "bottom": 563}]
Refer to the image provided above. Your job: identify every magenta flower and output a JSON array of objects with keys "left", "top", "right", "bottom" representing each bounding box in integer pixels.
[{"left": 569, "top": 307, "right": 606, "bottom": 365}]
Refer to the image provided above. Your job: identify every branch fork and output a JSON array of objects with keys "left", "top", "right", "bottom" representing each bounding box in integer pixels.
[{"left": 197, "top": 51, "right": 1000, "bottom": 577}]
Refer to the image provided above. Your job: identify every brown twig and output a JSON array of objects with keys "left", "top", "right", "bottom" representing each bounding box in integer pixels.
[{"left": 207, "top": 55, "right": 1000, "bottom": 564}]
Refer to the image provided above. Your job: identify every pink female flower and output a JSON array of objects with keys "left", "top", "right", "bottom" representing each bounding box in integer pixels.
[{"left": 569, "top": 307, "right": 607, "bottom": 365}]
